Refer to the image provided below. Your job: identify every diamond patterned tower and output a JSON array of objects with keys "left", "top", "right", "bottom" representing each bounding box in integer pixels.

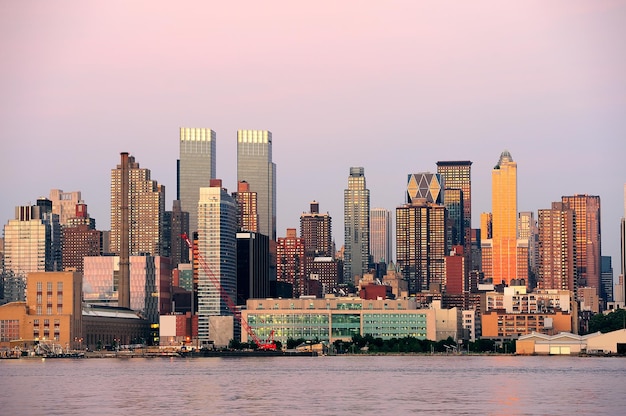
[{"left": 407, "top": 173, "right": 444, "bottom": 204}]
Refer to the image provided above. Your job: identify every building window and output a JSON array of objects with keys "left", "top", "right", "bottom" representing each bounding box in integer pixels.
[{"left": 0, "top": 320, "right": 20, "bottom": 342}]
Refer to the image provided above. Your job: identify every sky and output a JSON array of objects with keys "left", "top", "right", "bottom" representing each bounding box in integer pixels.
[{"left": 1, "top": 1, "right": 625, "bottom": 273}]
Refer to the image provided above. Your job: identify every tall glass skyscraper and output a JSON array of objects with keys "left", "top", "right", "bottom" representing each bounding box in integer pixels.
[
  {"left": 436, "top": 161, "right": 472, "bottom": 264},
  {"left": 370, "top": 208, "right": 392, "bottom": 265},
  {"left": 3, "top": 205, "right": 56, "bottom": 277},
  {"left": 344, "top": 167, "right": 370, "bottom": 283},
  {"left": 197, "top": 180, "right": 237, "bottom": 344},
  {"left": 179, "top": 128, "right": 216, "bottom": 234},
  {"left": 237, "top": 130, "right": 276, "bottom": 240}
]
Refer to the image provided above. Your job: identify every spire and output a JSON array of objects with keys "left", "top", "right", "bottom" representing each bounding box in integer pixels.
[{"left": 495, "top": 150, "right": 513, "bottom": 168}]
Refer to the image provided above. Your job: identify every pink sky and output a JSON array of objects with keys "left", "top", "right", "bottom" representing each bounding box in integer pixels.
[{"left": 1, "top": 1, "right": 625, "bottom": 266}]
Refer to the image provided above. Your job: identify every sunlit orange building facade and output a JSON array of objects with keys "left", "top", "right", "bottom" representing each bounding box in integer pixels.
[
  {"left": 481, "top": 151, "right": 528, "bottom": 286},
  {"left": 0, "top": 271, "right": 83, "bottom": 350}
]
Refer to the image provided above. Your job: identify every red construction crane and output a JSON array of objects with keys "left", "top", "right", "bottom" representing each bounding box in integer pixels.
[{"left": 180, "top": 233, "right": 276, "bottom": 351}]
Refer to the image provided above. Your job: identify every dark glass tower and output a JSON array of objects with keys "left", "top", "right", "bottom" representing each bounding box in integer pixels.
[{"left": 437, "top": 161, "right": 472, "bottom": 265}]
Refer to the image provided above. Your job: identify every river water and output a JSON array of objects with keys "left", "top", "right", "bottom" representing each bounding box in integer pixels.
[{"left": 2, "top": 355, "right": 625, "bottom": 415}]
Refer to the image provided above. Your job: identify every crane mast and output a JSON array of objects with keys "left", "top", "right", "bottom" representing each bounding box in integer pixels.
[{"left": 180, "top": 233, "right": 276, "bottom": 350}]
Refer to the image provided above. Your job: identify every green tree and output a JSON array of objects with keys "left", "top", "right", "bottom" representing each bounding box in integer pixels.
[
  {"left": 286, "top": 337, "right": 306, "bottom": 349},
  {"left": 588, "top": 309, "right": 626, "bottom": 334},
  {"left": 471, "top": 338, "right": 495, "bottom": 353}
]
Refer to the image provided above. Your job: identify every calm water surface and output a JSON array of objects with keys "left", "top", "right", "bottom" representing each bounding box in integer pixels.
[{"left": 2, "top": 355, "right": 625, "bottom": 415}]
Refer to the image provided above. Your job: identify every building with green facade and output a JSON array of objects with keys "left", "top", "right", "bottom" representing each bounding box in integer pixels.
[{"left": 241, "top": 296, "right": 441, "bottom": 345}]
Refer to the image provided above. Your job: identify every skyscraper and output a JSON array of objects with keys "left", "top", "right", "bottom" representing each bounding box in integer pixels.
[
  {"left": 601, "top": 256, "right": 613, "bottom": 303},
  {"left": 370, "top": 208, "right": 392, "bottom": 265},
  {"left": 179, "top": 128, "right": 216, "bottom": 234},
  {"left": 196, "top": 179, "right": 237, "bottom": 344},
  {"left": 110, "top": 153, "right": 165, "bottom": 257},
  {"left": 396, "top": 199, "right": 447, "bottom": 294},
  {"left": 300, "top": 201, "right": 333, "bottom": 260},
  {"left": 3, "top": 205, "right": 56, "bottom": 277},
  {"left": 344, "top": 167, "right": 370, "bottom": 283},
  {"left": 518, "top": 211, "right": 539, "bottom": 288},
  {"left": 562, "top": 194, "right": 602, "bottom": 294},
  {"left": 237, "top": 130, "right": 276, "bottom": 240},
  {"left": 537, "top": 202, "right": 576, "bottom": 292},
  {"left": 437, "top": 161, "right": 472, "bottom": 257},
  {"left": 406, "top": 172, "right": 444, "bottom": 204},
  {"left": 482, "top": 150, "right": 527, "bottom": 286},
  {"left": 236, "top": 231, "right": 270, "bottom": 305},
  {"left": 233, "top": 181, "right": 259, "bottom": 233}
]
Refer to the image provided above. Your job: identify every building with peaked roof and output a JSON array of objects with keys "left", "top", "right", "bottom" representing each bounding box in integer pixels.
[
  {"left": 516, "top": 329, "right": 626, "bottom": 355},
  {"left": 482, "top": 150, "right": 528, "bottom": 286}
]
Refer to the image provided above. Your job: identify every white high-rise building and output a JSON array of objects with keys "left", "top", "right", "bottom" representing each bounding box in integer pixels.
[
  {"left": 196, "top": 180, "right": 237, "bottom": 345},
  {"left": 3, "top": 204, "right": 60, "bottom": 277}
]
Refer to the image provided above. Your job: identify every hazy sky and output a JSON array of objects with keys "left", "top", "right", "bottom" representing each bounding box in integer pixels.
[{"left": 1, "top": 1, "right": 625, "bottom": 269}]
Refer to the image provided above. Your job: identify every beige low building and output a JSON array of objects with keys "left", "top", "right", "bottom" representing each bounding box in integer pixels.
[
  {"left": 0, "top": 271, "right": 83, "bottom": 351},
  {"left": 516, "top": 329, "right": 626, "bottom": 355},
  {"left": 586, "top": 329, "right": 626, "bottom": 354}
]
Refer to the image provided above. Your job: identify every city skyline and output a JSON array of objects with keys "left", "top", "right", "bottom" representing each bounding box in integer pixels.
[{"left": 1, "top": 2, "right": 624, "bottom": 269}]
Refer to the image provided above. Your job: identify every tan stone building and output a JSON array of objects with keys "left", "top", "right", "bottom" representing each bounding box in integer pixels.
[{"left": 0, "top": 271, "right": 83, "bottom": 351}]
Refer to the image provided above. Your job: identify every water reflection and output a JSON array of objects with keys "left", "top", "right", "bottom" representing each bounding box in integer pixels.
[{"left": 1, "top": 356, "right": 625, "bottom": 415}]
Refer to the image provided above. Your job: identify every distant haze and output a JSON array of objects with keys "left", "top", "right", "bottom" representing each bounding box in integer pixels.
[{"left": 1, "top": 1, "right": 624, "bottom": 270}]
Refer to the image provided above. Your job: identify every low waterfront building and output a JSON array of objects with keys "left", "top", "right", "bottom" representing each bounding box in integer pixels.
[
  {"left": 82, "top": 304, "right": 150, "bottom": 349},
  {"left": 516, "top": 329, "right": 626, "bottom": 355},
  {"left": 241, "top": 296, "right": 448, "bottom": 346},
  {"left": 0, "top": 271, "right": 83, "bottom": 351}
]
